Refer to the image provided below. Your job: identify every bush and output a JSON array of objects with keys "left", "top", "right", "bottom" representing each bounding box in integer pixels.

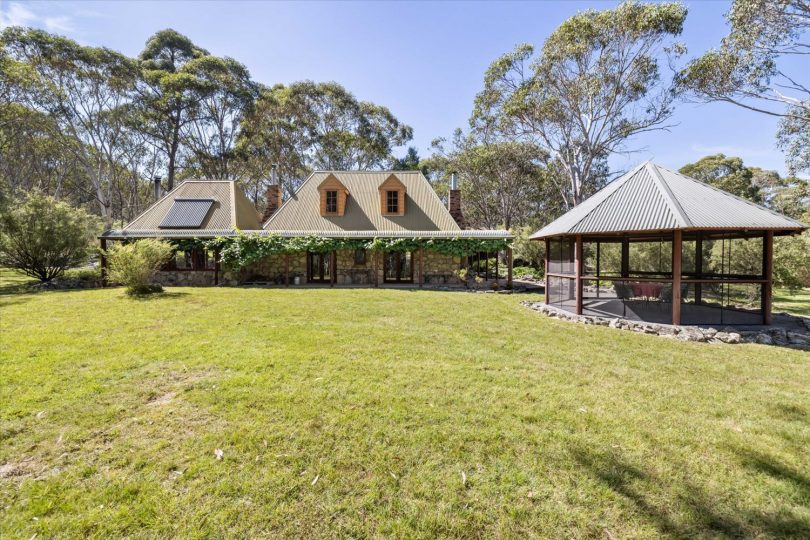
[
  {"left": 107, "top": 239, "right": 173, "bottom": 295},
  {"left": 512, "top": 266, "right": 540, "bottom": 279},
  {"left": 0, "top": 191, "right": 99, "bottom": 282},
  {"left": 62, "top": 267, "right": 102, "bottom": 282}
]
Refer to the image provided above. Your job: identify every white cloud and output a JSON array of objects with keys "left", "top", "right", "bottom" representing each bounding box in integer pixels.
[
  {"left": 0, "top": 2, "right": 37, "bottom": 28},
  {"left": 44, "top": 15, "right": 73, "bottom": 32},
  {"left": 0, "top": 2, "right": 75, "bottom": 33}
]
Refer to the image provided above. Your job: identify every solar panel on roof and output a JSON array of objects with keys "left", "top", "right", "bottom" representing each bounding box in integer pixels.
[{"left": 158, "top": 198, "right": 215, "bottom": 229}]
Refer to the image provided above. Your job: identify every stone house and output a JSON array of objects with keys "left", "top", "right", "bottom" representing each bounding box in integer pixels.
[{"left": 100, "top": 171, "right": 513, "bottom": 287}]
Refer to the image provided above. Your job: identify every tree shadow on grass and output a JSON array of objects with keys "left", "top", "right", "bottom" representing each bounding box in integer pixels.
[
  {"left": 571, "top": 445, "right": 810, "bottom": 538},
  {"left": 117, "top": 291, "right": 189, "bottom": 302}
]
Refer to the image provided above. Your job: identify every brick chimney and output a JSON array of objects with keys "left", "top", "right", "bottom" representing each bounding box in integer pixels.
[
  {"left": 262, "top": 165, "right": 283, "bottom": 222},
  {"left": 448, "top": 172, "right": 466, "bottom": 229}
]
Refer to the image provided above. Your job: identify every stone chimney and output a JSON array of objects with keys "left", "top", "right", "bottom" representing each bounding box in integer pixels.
[
  {"left": 262, "top": 165, "right": 283, "bottom": 222},
  {"left": 448, "top": 172, "right": 466, "bottom": 229}
]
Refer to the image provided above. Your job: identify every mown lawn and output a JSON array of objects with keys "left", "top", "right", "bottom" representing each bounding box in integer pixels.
[
  {"left": 774, "top": 287, "right": 810, "bottom": 317},
  {"left": 1, "top": 271, "right": 809, "bottom": 538}
]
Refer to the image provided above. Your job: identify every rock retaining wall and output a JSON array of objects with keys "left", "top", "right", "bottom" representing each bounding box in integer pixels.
[{"left": 521, "top": 301, "right": 810, "bottom": 349}]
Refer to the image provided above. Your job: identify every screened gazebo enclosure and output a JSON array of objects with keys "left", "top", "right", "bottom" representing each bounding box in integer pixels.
[{"left": 532, "top": 163, "right": 807, "bottom": 326}]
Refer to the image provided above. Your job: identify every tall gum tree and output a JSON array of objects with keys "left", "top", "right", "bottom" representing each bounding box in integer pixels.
[
  {"left": 1, "top": 28, "right": 142, "bottom": 228},
  {"left": 135, "top": 29, "right": 209, "bottom": 191},
  {"left": 471, "top": 1, "right": 688, "bottom": 207},
  {"left": 678, "top": 0, "right": 810, "bottom": 175}
]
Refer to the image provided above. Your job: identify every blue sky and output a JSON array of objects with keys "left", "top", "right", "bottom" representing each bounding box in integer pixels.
[{"left": 0, "top": 0, "right": 801, "bottom": 176}]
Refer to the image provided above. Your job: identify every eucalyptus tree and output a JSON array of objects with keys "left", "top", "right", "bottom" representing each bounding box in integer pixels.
[
  {"left": 678, "top": 0, "right": 810, "bottom": 175},
  {"left": 679, "top": 154, "right": 761, "bottom": 201},
  {"left": 179, "top": 56, "right": 258, "bottom": 181},
  {"left": 236, "top": 80, "right": 413, "bottom": 203},
  {"left": 135, "top": 29, "right": 210, "bottom": 191},
  {"left": 471, "top": 1, "right": 688, "bottom": 207},
  {"left": 1, "top": 27, "right": 143, "bottom": 227},
  {"left": 678, "top": 0, "right": 808, "bottom": 119},
  {"left": 427, "top": 130, "right": 548, "bottom": 230}
]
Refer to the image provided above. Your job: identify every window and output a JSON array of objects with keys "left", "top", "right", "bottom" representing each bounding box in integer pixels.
[
  {"left": 354, "top": 249, "right": 366, "bottom": 265},
  {"left": 386, "top": 190, "right": 399, "bottom": 214},
  {"left": 325, "top": 190, "right": 338, "bottom": 213}
]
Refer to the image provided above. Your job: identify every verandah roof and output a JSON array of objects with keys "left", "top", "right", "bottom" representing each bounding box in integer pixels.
[
  {"left": 100, "top": 229, "right": 511, "bottom": 239},
  {"left": 530, "top": 162, "right": 807, "bottom": 239}
]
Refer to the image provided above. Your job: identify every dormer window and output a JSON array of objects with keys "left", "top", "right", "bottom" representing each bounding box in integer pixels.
[
  {"left": 325, "top": 190, "right": 338, "bottom": 214},
  {"left": 386, "top": 190, "right": 399, "bottom": 214},
  {"left": 379, "top": 174, "right": 406, "bottom": 216},
  {"left": 318, "top": 174, "right": 349, "bottom": 217}
]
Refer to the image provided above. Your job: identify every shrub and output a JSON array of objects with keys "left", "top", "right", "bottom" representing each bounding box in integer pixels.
[
  {"left": 107, "top": 239, "right": 173, "bottom": 295},
  {"left": 512, "top": 266, "right": 540, "bottom": 279},
  {"left": 62, "top": 267, "right": 102, "bottom": 282},
  {"left": 0, "top": 192, "right": 99, "bottom": 282}
]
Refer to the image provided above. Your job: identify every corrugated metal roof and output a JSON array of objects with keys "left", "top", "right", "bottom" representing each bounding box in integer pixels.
[
  {"left": 123, "top": 180, "right": 262, "bottom": 233},
  {"left": 264, "top": 171, "right": 462, "bottom": 233},
  {"left": 530, "top": 162, "right": 807, "bottom": 239},
  {"left": 100, "top": 229, "right": 511, "bottom": 239},
  {"left": 159, "top": 198, "right": 215, "bottom": 228}
]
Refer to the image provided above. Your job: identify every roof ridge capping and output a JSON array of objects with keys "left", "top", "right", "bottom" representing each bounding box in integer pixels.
[
  {"left": 646, "top": 162, "right": 692, "bottom": 228},
  {"left": 528, "top": 162, "right": 648, "bottom": 239},
  {"left": 529, "top": 161, "right": 807, "bottom": 240}
]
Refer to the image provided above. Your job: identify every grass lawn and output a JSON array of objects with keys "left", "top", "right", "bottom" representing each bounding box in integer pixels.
[
  {"left": 774, "top": 287, "right": 810, "bottom": 317},
  {"left": 1, "top": 270, "right": 809, "bottom": 538}
]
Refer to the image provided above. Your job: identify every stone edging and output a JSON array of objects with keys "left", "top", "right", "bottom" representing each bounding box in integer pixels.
[{"left": 520, "top": 301, "right": 810, "bottom": 349}]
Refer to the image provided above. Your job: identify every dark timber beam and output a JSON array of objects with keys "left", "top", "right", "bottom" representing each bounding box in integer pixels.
[
  {"left": 695, "top": 231, "right": 703, "bottom": 305},
  {"left": 100, "top": 238, "right": 107, "bottom": 287},
  {"left": 506, "top": 247, "right": 513, "bottom": 289},
  {"left": 330, "top": 250, "right": 337, "bottom": 287},
  {"left": 575, "top": 235, "right": 583, "bottom": 315},
  {"left": 763, "top": 231, "right": 774, "bottom": 325},
  {"left": 621, "top": 237, "right": 629, "bottom": 278},
  {"left": 544, "top": 238, "right": 550, "bottom": 305},
  {"left": 672, "top": 230, "right": 682, "bottom": 326}
]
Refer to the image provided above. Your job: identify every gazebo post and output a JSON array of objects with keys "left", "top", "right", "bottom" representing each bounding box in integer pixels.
[
  {"left": 672, "top": 230, "right": 682, "bottom": 326},
  {"left": 763, "top": 231, "right": 774, "bottom": 325},
  {"left": 695, "top": 232, "right": 703, "bottom": 304},
  {"left": 330, "top": 249, "right": 337, "bottom": 287},
  {"left": 544, "top": 238, "right": 550, "bottom": 305},
  {"left": 214, "top": 248, "right": 219, "bottom": 286},
  {"left": 575, "top": 235, "right": 583, "bottom": 315},
  {"left": 99, "top": 238, "right": 107, "bottom": 287},
  {"left": 419, "top": 248, "right": 424, "bottom": 288},
  {"left": 506, "top": 247, "right": 513, "bottom": 289}
]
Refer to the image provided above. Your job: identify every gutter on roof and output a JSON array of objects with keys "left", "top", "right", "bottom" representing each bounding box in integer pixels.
[{"left": 100, "top": 229, "right": 511, "bottom": 240}]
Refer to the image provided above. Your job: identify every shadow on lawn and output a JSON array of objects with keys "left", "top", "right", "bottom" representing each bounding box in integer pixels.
[{"left": 571, "top": 445, "right": 810, "bottom": 538}]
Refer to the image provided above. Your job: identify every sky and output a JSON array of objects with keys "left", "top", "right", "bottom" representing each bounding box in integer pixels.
[{"left": 0, "top": 0, "right": 802, "bottom": 177}]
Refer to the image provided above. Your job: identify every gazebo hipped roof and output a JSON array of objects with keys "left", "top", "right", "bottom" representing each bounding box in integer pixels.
[{"left": 530, "top": 162, "right": 807, "bottom": 239}]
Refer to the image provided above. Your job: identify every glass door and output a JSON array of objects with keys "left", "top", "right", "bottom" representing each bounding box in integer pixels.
[
  {"left": 383, "top": 251, "right": 413, "bottom": 283},
  {"left": 307, "top": 252, "right": 331, "bottom": 283}
]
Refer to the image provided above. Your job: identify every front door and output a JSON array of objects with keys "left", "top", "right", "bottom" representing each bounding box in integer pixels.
[
  {"left": 307, "top": 252, "right": 331, "bottom": 283},
  {"left": 383, "top": 251, "right": 413, "bottom": 283}
]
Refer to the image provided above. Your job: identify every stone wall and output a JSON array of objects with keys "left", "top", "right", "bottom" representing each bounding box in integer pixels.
[
  {"left": 155, "top": 271, "right": 217, "bottom": 286},
  {"left": 186, "top": 249, "right": 509, "bottom": 288},
  {"left": 521, "top": 301, "right": 810, "bottom": 349}
]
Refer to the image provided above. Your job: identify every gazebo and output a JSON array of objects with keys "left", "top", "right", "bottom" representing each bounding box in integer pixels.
[{"left": 531, "top": 162, "right": 807, "bottom": 326}]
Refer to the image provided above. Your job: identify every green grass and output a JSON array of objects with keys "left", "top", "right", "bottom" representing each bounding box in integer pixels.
[
  {"left": 774, "top": 287, "right": 810, "bottom": 317},
  {"left": 1, "top": 269, "right": 809, "bottom": 538}
]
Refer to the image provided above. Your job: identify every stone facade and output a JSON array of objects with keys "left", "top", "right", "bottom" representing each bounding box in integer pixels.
[
  {"left": 155, "top": 249, "right": 510, "bottom": 288},
  {"left": 155, "top": 270, "right": 217, "bottom": 286}
]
